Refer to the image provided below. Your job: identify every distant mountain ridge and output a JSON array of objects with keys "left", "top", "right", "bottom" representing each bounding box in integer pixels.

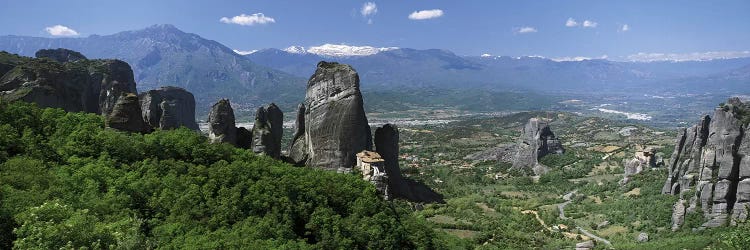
[
  {"left": 1, "top": 24, "right": 748, "bottom": 116},
  {"left": 248, "top": 46, "right": 750, "bottom": 94},
  {"left": 0, "top": 24, "right": 305, "bottom": 115}
]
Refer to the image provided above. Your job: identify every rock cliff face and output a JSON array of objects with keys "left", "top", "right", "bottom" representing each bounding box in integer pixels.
[
  {"left": 207, "top": 99, "right": 237, "bottom": 145},
  {"left": 89, "top": 59, "right": 138, "bottom": 117},
  {"left": 664, "top": 97, "right": 750, "bottom": 229},
  {"left": 620, "top": 146, "right": 660, "bottom": 184},
  {"left": 511, "top": 118, "right": 564, "bottom": 175},
  {"left": 0, "top": 50, "right": 135, "bottom": 117},
  {"left": 288, "top": 61, "right": 372, "bottom": 171},
  {"left": 105, "top": 93, "right": 149, "bottom": 133},
  {"left": 139, "top": 86, "right": 199, "bottom": 130},
  {"left": 251, "top": 103, "right": 283, "bottom": 158},
  {"left": 35, "top": 48, "right": 87, "bottom": 63},
  {"left": 375, "top": 124, "right": 444, "bottom": 203}
]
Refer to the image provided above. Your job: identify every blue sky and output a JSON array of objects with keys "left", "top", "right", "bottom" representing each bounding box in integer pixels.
[{"left": 1, "top": 0, "right": 749, "bottom": 60}]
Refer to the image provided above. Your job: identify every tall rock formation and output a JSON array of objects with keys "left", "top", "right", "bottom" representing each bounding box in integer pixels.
[
  {"left": 375, "top": 124, "right": 444, "bottom": 203},
  {"left": 664, "top": 97, "right": 750, "bottom": 229},
  {"left": 0, "top": 50, "right": 135, "bottom": 117},
  {"left": 207, "top": 99, "right": 237, "bottom": 145},
  {"left": 105, "top": 93, "right": 149, "bottom": 133},
  {"left": 288, "top": 61, "right": 371, "bottom": 171},
  {"left": 511, "top": 118, "right": 564, "bottom": 175},
  {"left": 251, "top": 103, "right": 283, "bottom": 158},
  {"left": 139, "top": 86, "right": 199, "bottom": 130},
  {"left": 90, "top": 59, "right": 138, "bottom": 117}
]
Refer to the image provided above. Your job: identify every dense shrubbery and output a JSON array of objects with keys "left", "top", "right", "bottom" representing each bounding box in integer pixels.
[{"left": 0, "top": 101, "right": 453, "bottom": 249}]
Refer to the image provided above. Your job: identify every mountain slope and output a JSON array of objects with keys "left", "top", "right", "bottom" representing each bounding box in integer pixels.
[{"left": 0, "top": 24, "right": 305, "bottom": 114}]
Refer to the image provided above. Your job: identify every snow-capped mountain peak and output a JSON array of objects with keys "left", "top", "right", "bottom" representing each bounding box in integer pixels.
[
  {"left": 280, "top": 44, "right": 399, "bottom": 57},
  {"left": 283, "top": 46, "right": 308, "bottom": 54},
  {"left": 307, "top": 44, "right": 398, "bottom": 57}
]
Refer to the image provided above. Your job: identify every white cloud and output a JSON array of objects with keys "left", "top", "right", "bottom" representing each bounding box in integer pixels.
[
  {"left": 220, "top": 13, "right": 275, "bottom": 26},
  {"left": 621, "top": 24, "right": 630, "bottom": 32},
  {"left": 44, "top": 25, "right": 79, "bottom": 36},
  {"left": 408, "top": 9, "right": 444, "bottom": 20},
  {"left": 626, "top": 51, "right": 750, "bottom": 62},
  {"left": 582, "top": 20, "right": 598, "bottom": 28},
  {"left": 361, "top": 2, "right": 377, "bottom": 16},
  {"left": 565, "top": 18, "right": 578, "bottom": 27},
  {"left": 481, "top": 53, "right": 493, "bottom": 57},
  {"left": 361, "top": 2, "right": 377, "bottom": 24},
  {"left": 516, "top": 26, "right": 537, "bottom": 34},
  {"left": 233, "top": 49, "right": 258, "bottom": 55}
]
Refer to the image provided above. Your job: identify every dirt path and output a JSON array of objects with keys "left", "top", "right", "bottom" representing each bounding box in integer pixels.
[
  {"left": 557, "top": 190, "right": 612, "bottom": 247},
  {"left": 558, "top": 190, "right": 576, "bottom": 219}
]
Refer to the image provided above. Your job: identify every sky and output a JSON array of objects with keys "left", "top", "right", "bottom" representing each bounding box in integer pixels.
[{"left": 1, "top": 0, "right": 749, "bottom": 61}]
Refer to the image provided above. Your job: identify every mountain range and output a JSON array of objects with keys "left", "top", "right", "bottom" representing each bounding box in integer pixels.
[{"left": 1, "top": 24, "right": 748, "bottom": 116}]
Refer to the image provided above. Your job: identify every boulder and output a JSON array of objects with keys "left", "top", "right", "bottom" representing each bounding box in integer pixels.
[
  {"left": 637, "top": 232, "right": 649, "bottom": 242},
  {"left": 575, "top": 240, "right": 595, "bottom": 250},
  {"left": 138, "top": 86, "right": 199, "bottom": 130},
  {"left": 207, "top": 99, "right": 237, "bottom": 145},
  {"left": 251, "top": 103, "right": 283, "bottom": 158},
  {"left": 105, "top": 93, "right": 149, "bottom": 133},
  {"left": 288, "top": 61, "right": 371, "bottom": 171},
  {"left": 35, "top": 48, "right": 87, "bottom": 63},
  {"left": 511, "top": 118, "right": 564, "bottom": 175}
]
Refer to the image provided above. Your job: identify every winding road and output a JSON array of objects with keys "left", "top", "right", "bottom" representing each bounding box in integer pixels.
[{"left": 557, "top": 190, "right": 612, "bottom": 246}]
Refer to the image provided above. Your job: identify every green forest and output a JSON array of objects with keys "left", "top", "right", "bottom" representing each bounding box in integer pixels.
[{"left": 0, "top": 101, "right": 464, "bottom": 249}]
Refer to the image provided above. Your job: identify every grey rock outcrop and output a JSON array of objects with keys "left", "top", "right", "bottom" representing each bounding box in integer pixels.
[
  {"left": 92, "top": 59, "right": 138, "bottom": 117},
  {"left": 511, "top": 118, "right": 564, "bottom": 175},
  {"left": 0, "top": 51, "right": 135, "bottom": 117},
  {"left": 105, "top": 93, "right": 149, "bottom": 133},
  {"left": 637, "top": 232, "right": 649, "bottom": 242},
  {"left": 664, "top": 97, "right": 750, "bottom": 229},
  {"left": 139, "top": 86, "right": 199, "bottom": 130},
  {"left": 375, "top": 124, "right": 444, "bottom": 203},
  {"left": 620, "top": 146, "right": 659, "bottom": 184},
  {"left": 35, "top": 48, "right": 87, "bottom": 63},
  {"left": 251, "top": 103, "right": 283, "bottom": 158},
  {"left": 575, "top": 240, "right": 595, "bottom": 250},
  {"left": 288, "top": 61, "right": 371, "bottom": 171},
  {"left": 207, "top": 99, "right": 237, "bottom": 145}
]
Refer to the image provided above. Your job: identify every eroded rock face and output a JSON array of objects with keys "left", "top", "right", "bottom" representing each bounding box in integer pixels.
[
  {"left": 621, "top": 146, "right": 659, "bottom": 184},
  {"left": 105, "top": 93, "right": 149, "bottom": 133},
  {"left": 251, "top": 103, "right": 283, "bottom": 158},
  {"left": 665, "top": 98, "right": 750, "bottom": 229},
  {"left": 288, "top": 61, "right": 371, "bottom": 171},
  {"left": 139, "top": 86, "right": 199, "bottom": 130},
  {"left": 0, "top": 51, "right": 135, "bottom": 117},
  {"left": 511, "top": 118, "right": 564, "bottom": 175},
  {"left": 207, "top": 99, "right": 237, "bottom": 145},
  {"left": 92, "top": 60, "right": 138, "bottom": 117},
  {"left": 374, "top": 124, "right": 444, "bottom": 203},
  {"left": 35, "top": 48, "right": 87, "bottom": 63}
]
